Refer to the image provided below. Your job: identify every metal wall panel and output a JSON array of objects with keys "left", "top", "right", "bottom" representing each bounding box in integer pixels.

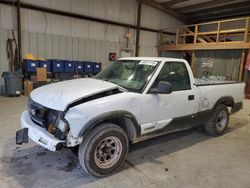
[
  {"left": 194, "top": 50, "right": 241, "bottom": 81},
  {"left": 160, "top": 51, "right": 185, "bottom": 58},
  {"left": 0, "top": 0, "right": 184, "bottom": 93}
]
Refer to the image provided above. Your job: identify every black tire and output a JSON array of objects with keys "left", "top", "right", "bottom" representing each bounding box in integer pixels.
[
  {"left": 204, "top": 104, "right": 229, "bottom": 136},
  {"left": 78, "top": 123, "right": 129, "bottom": 177}
]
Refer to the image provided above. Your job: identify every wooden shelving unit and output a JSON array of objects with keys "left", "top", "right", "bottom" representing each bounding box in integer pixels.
[
  {"left": 159, "top": 17, "right": 250, "bottom": 82},
  {"left": 159, "top": 17, "right": 250, "bottom": 51}
]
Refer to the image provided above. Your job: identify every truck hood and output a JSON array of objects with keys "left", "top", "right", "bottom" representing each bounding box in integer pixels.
[{"left": 30, "top": 78, "right": 123, "bottom": 111}]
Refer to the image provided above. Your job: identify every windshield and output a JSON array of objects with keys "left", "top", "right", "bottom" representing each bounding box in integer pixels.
[{"left": 95, "top": 60, "right": 159, "bottom": 92}]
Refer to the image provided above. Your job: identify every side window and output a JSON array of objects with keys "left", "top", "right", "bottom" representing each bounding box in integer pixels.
[{"left": 154, "top": 62, "right": 191, "bottom": 91}]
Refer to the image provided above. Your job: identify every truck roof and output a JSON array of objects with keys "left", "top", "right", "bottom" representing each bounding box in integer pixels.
[{"left": 118, "top": 57, "right": 186, "bottom": 62}]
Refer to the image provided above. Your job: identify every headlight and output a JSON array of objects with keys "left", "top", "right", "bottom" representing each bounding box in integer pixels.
[
  {"left": 47, "top": 110, "right": 60, "bottom": 125},
  {"left": 47, "top": 110, "right": 69, "bottom": 133}
]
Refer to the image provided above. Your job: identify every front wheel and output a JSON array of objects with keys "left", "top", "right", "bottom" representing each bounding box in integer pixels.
[
  {"left": 204, "top": 104, "right": 229, "bottom": 136},
  {"left": 78, "top": 123, "right": 129, "bottom": 177}
]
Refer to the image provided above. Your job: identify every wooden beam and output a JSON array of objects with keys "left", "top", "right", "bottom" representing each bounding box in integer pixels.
[
  {"left": 244, "top": 18, "right": 249, "bottom": 42},
  {"left": 191, "top": 51, "right": 196, "bottom": 74},
  {"left": 194, "top": 25, "right": 198, "bottom": 44},
  {"left": 238, "top": 50, "right": 246, "bottom": 81},
  {"left": 216, "top": 22, "right": 220, "bottom": 43},
  {"left": 141, "top": 0, "right": 187, "bottom": 23},
  {"left": 159, "top": 42, "right": 250, "bottom": 51},
  {"left": 176, "top": 27, "right": 179, "bottom": 46}
]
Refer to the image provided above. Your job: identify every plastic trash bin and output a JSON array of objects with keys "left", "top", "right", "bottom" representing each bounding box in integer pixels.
[
  {"left": 2, "top": 72, "right": 24, "bottom": 96},
  {"left": 51, "top": 60, "right": 64, "bottom": 73},
  {"left": 84, "top": 61, "right": 93, "bottom": 74},
  {"left": 40, "top": 60, "right": 51, "bottom": 72},
  {"left": 93, "top": 63, "right": 102, "bottom": 74},
  {"left": 76, "top": 61, "right": 84, "bottom": 73},
  {"left": 64, "top": 60, "right": 75, "bottom": 73}
]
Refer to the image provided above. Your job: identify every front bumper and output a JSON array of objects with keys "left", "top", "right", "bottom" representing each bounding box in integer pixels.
[{"left": 16, "top": 111, "right": 65, "bottom": 151}]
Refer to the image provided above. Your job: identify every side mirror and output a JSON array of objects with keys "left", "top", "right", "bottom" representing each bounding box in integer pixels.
[{"left": 150, "top": 81, "right": 172, "bottom": 94}]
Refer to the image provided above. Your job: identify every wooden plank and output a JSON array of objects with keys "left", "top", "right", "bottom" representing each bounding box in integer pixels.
[
  {"left": 216, "top": 22, "right": 220, "bottom": 43},
  {"left": 197, "top": 37, "right": 207, "bottom": 43},
  {"left": 238, "top": 50, "right": 246, "bottom": 81},
  {"left": 201, "top": 34, "right": 214, "bottom": 43},
  {"left": 178, "top": 33, "right": 194, "bottom": 37},
  {"left": 182, "top": 30, "right": 186, "bottom": 44},
  {"left": 194, "top": 25, "right": 198, "bottom": 44},
  {"left": 244, "top": 18, "right": 249, "bottom": 42},
  {"left": 159, "top": 42, "right": 250, "bottom": 51},
  {"left": 175, "top": 27, "right": 179, "bottom": 46},
  {"left": 191, "top": 51, "right": 195, "bottom": 74}
]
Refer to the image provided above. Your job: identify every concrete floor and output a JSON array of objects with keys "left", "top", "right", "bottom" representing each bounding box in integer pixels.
[{"left": 0, "top": 96, "right": 250, "bottom": 188}]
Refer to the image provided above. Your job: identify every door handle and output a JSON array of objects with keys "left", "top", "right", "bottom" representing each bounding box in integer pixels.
[{"left": 188, "top": 95, "right": 195, "bottom": 100}]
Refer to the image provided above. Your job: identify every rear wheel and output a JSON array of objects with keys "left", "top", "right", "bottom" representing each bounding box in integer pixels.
[
  {"left": 78, "top": 123, "right": 129, "bottom": 177},
  {"left": 204, "top": 104, "right": 229, "bottom": 136}
]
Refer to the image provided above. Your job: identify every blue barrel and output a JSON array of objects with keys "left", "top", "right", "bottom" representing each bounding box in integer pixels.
[
  {"left": 76, "top": 61, "right": 84, "bottom": 73},
  {"left": 84, "top": 61, "right": 93, "bottom": 74},
  {"left": 23, "top": 59, "right": 39, "bottom": 72},
  {"left": 64, "top": 60, "right": 75, "bottom": 73},
  {"left": 39, "top": 60, "right": 51, "bottom": 72},
  {"left": 93, "top": 63, "right": 102, "bottom": 74},
  {"left": 52, "top": 60, "right": 64, "bottom": 73}
]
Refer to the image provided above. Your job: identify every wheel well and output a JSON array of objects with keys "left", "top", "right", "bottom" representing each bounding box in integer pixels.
[
  {"left": 214, "top": 96, "right": 234, "bottom": 109},
  {"left": 95, "top": 117, "right": 138, "bottom": 142}
]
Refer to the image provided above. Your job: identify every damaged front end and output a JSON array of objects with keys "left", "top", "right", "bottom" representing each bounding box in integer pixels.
[{"left": 16, "top": 98, "right": 70, "bottom": 151}]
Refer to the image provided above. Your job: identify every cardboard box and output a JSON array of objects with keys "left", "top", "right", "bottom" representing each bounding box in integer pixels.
[
  {"left": 24, "top": 80, "right": 33, "bottom": 96},
  {"left": 36, "top": 67, "right": 47, "bottom": 82}
]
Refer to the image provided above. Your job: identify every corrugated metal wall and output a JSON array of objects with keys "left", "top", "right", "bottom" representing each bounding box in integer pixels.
[
  {"left": 160, "top": 51, "right": 185, "bottom": 58},
  {"left": 194, "top": 50, "right": 242, "bottom": 81},
  {"left": 0, "top": 1, "right": 184, "bottom": 93}
]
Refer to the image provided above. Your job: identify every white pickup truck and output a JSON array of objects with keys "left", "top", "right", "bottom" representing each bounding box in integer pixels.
[{"left": 16, "top": 57, "right": 245, "bottom": 177}]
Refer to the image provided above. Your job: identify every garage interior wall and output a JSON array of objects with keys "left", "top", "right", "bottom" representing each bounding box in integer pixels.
[
  {"left": 194, "top": 50, "right": 242, "bottom": 81},
  {"left": 0, "top": 0, "right": 183, "bottom": 93}
]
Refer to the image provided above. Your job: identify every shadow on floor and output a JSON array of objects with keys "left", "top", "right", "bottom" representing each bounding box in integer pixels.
[{"left": 1, "top": 118, "right": 248, "bottom": 188}]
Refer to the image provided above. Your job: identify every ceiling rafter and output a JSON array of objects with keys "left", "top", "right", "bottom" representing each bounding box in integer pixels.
[
  {"left": 140, "top": 0, "right": 188, "bottom": 23},
  {"left": 176, "top": 0, "right": 237, "bottom": 13},
  {"left": 162, "top": 0, "right": 189, "bottom": 7},
  {"left": 194, "top": 10, "right": 250, "bottom": 23},
  {"left": 188, "top": 1, "right": 250, "bottom": 18}
]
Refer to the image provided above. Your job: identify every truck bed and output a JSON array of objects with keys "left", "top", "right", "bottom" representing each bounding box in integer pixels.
[{"left": 195, "top": 78, "right": 241, "bottom": 86}]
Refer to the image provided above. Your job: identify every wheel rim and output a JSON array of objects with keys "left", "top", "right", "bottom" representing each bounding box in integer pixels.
[
  {"left": 216, "top": 110, "right": 228, "bottom": 131},
  {"left": 94, "top": 136, "right": 122, "bottom": 169}
]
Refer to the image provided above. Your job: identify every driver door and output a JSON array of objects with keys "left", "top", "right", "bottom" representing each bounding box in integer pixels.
[{"left": 140, "top": 61, "right": 197, "bottom": 135}]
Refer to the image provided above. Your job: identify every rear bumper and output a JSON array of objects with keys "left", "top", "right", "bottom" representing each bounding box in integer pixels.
[
  {"left": 16, "top": 111, "right": 65, "bottom": 151},
  {"left": 231, "top": 102, "right": 243, "bottom": 114}
]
